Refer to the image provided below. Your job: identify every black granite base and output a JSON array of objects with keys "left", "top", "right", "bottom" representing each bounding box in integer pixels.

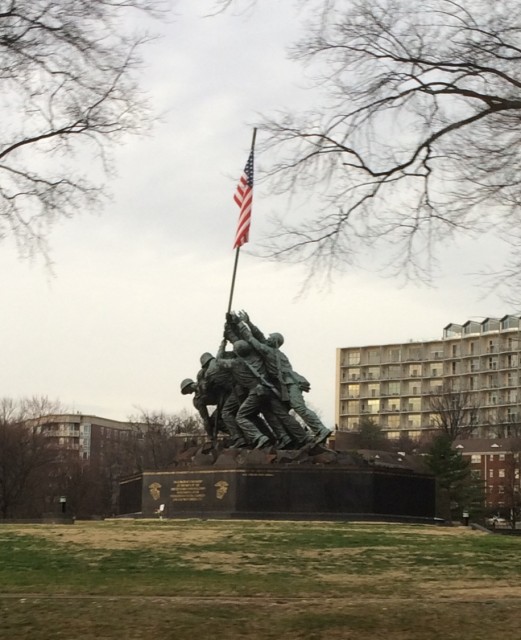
[{"left": 120, "top": 463, "right": 436, "bottom": 521}]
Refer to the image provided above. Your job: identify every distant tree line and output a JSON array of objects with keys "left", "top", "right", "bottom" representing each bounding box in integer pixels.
[{"left": 0, "top": 397, "right": 204, "bottom": 520}]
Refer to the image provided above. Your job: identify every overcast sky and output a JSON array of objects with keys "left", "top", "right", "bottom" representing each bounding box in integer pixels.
[{"left": 0, "top": 1, "right": 510, "bottom": 427}]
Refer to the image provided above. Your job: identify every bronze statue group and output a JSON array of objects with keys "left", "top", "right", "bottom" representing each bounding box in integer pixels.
[{"left": 181, "top": 311, "right": 332, "bottom": 450}]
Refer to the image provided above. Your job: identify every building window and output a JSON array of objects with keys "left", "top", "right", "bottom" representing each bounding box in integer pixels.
[
  {"left": 367, "top": 399, "right": 380, "bottom": 414},
  {"left": 388, "top": 415, "right": 400, "bottom": 428},
  {"left": 471, "top": 454, "right": 481, "bottom": 463},
  {"left": 388, "top": 382, "right": 400, "bottom": 395},
  {"left": 407, "top": 414, "right": 421, "bottom": 427},
  {"left": 499, "top": 469, "right": 505, "bottom": 478},
  {"left": 408, "top": 398, "right": 421, "bottom": 411},
  {"left": 368, "top": 383, "right": 379, "bottom": 397},
  {"left": 348, "top": 384, "right": 359, "bottom": 398},
  {"left": 368, "top": 350, "right": 380, "bottom": 364},
  {"left": 489, "top": 469, "right": 494, "bottom": 478},
  {"left": 502, "top": 316, "right": 518, "bottom": 330},
  {"left": 409, "top": 381, "right": 420, "bottom": 394},
  {"left": 499, "top": 454, "right": 505, "bottom": 462},
  {"left": 348, "top": 352, "right": 360, "bottom": 366},
  {"left": 429, "top": 380, "right": 442, "bottom": 393}
]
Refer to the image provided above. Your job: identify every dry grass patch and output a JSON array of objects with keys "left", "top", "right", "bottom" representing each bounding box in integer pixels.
[
  {"left": 6, "top": 521, "right": 233, "bottom": 550},
  {"left": 180, "top": 551, "right": 256, "bottom": 573}
]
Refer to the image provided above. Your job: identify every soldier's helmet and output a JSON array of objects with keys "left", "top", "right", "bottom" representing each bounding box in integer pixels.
[
  {"left": 180, "top": 378, "right": 195, "bottom": 394},
  {"left": 233, "top": 340, "right": 252, "bottom": 357},
  {"left": 200, "top": 352, "right": 214, "bottom": 367},
  {"left": 268, "top": 332, "right": 284, "bottom": 348}
]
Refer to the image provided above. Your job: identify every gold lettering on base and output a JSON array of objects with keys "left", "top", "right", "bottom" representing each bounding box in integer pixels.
[{"left": 170, "top": 479, "right": 206, "bottom": 502}]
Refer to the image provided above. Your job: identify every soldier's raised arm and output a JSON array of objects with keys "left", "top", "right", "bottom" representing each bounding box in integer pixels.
[{"left": 237, "top": 310, "right": 267, "bottom": 343}]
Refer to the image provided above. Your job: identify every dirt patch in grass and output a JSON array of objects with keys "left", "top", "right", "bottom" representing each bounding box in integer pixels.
[
  {"left": 347, "top": 523, "right": 482, "bottom": 537},
  {"left": 422, "top": 582, "right": 521, "bottom": 600},
  {"left": 180, "top": 551, "right": 259, "bottom": 573},
  {"left": 6, "top": 522, "right": 233, "bottom": 550}
]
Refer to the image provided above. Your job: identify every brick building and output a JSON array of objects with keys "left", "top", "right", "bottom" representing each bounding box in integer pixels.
[{"left": 454, "top": 438, "right": 521, "bottom": 512}]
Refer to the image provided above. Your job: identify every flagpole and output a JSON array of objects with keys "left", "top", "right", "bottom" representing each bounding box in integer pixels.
[
  {"left": 227, "top": 127, "right": 257, "bottom": 315},
  {"left": 227, "top": 246, "right": 241, "bottom": 314}
]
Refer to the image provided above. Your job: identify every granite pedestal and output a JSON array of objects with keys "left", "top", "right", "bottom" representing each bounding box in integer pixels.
[{"left": 119, "top": 449, "right": 436, "bottom": 521}]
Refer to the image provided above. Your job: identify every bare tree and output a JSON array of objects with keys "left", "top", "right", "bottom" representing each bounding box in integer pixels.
[
  {"left": 429, "top": 381, "right": 477, "bottom": 441},
  {"left": 125, "top": 409, "right": 205, "bottom": 472},
  {"left": 0, "top": 0, "right": 166, "bottom": 259},
  {"left": 230, "top": 0, "right": 521, "bottom": 286},
  {"left": 0, "top": 396, "right": 63, "bottom": 518}
]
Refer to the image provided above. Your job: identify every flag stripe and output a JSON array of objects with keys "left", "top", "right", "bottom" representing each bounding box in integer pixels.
[{"left": 233, "top": 150, "right": 254, "bottom": 249}]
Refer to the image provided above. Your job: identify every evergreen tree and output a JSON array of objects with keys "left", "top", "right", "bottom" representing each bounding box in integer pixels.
[
  {"left": 355, "top": 416, "right": 389, "bottom": 450},
  {"left": 425, "top": 434, "right": 484, "bottom": 521}
]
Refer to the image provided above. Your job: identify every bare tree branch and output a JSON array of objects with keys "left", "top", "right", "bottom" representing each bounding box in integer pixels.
[
  {"left": 235, "top": 0, "right": 521, "bottom": 288},
  {"left": 428, "top": 381, "right": 478, "bottom": 441},
  {"left": 0, "top": 0, "right": 168, "bottom": 259}
]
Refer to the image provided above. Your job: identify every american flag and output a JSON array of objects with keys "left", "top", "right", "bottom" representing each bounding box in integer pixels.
[{"left": 233, "top": 149, "right": 254, "bottom": 249}]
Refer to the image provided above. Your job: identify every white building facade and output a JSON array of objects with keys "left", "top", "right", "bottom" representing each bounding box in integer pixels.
[{"left": 336, "top": 316, "right": 521, "bottom": 439}]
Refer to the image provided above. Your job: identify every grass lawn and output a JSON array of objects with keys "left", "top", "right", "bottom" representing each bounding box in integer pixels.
[{"left": 0, "top": 519, "right": 519, "bottom": 639}]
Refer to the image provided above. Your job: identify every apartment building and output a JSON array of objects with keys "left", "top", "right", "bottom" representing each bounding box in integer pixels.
[
  {"left": 31, "top": 413, "right": 142, "bottom": 465},
  {"left": 336, "top": 315, "right": 521, "bottom": 439}
]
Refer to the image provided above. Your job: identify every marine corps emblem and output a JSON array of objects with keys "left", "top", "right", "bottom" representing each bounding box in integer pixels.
[
  {"left": 148, "top": 481, "right": 162, "bottom": 501},
  {"left": 214, "top": 480, "right": 229, "bottom": 500}
]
